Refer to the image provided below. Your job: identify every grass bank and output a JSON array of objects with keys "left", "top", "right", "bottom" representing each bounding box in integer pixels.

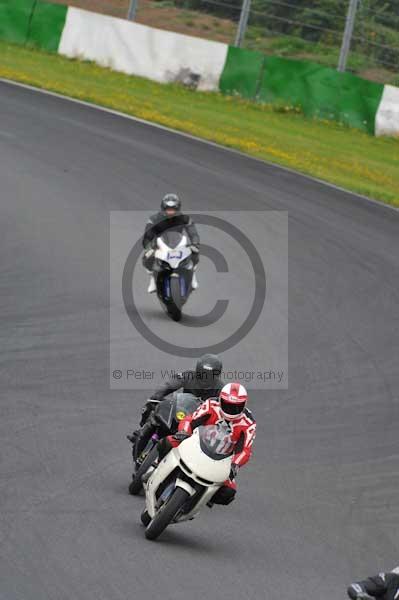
[{"left": 0, "top": 40, "right": 398, "bottom": 207}]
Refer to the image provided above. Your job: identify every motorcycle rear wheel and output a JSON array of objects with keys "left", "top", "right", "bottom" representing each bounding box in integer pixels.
[{"left": 145, "top": 487, "right": 190, "bottom": 541}]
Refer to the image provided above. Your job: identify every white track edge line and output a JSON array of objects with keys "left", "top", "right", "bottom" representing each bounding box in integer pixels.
[{"left": 1, "top": 77, "right": 398, "bottom": 214}]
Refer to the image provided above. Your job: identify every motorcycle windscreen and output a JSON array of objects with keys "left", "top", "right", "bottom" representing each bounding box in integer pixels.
[
  {"left": 198, "top": 425, "right": 235, "bottom": 461},
  {"left": 175, "top": 393, "right": 200, "bottom": 423},
  {"left": 155, "top": 397, "right": 175, "bottom": 429},
  {"left": 156, "top": 393, "right": 199, "bottom": 430},
  {"left": 161, "top": 230, "right": 184, "bottom": 249}
]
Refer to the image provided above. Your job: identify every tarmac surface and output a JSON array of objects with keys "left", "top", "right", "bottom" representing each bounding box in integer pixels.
[{"left": 0, "top": 80, "right": 398, "bottom": 600}]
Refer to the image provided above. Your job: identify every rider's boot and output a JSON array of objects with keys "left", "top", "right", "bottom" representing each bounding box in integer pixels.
[
  {"left": 192, "top": 272, "right": 199, "bottom": 290},
  {"left": 127, "top": 430, "right": 139, "bottom": 445},
  {"left": 147, "top": 274, "right": 156, "bottom": 293}
]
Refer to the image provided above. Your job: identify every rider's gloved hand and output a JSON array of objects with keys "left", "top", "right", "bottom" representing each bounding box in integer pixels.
[
  {"left": 190, "top": 245, "right": 200, "bottom": 254},
  {"left": 347, "top": 587, "right": 374, "bottom": 600},
  {"left": 173, "top": 431, "right": 191, "bottom": 443},
  {"left": 229, "top": 464, "right": 239, "bottom": 481},
  {"left": 146, "top": 398, "right": 159, "bottom": 407},
  {"left": 144, "top": 247, "right": 154, "bottom": 259},
  {"left": 140, "top": 399, "right": 159, "bottom": 427}
]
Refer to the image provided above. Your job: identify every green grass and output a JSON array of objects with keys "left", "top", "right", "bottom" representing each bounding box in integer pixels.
[{"left": 0, "top": 40, "right": 398, "bottom": 206}]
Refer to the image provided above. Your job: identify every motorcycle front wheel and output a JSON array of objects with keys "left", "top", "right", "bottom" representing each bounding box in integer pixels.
[
  {"left": 168, "top": 276, "right": 184, "bottom": 321},
  {"left": 145, "top": 487, "right": 190, "bottom": 541},
  {"left": 167, "top": 304, "right": 182, "bottom": 322},
  {"left": 129, "top": 445, "right": 158, "bottom": 496}
]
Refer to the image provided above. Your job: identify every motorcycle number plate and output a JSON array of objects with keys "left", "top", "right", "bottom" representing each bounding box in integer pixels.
[{"left": 167, "top": 251, "right": 183, "bottom": 260}]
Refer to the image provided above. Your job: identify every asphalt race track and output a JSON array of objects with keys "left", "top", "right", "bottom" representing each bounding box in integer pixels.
[{"left": 1, "top": 80, "right": 398, "bottom": 600}]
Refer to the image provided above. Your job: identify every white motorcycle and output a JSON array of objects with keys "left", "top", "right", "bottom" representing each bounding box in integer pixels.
[
  {"left": 151, "top": 231, "right": 196, "bottom": 322},
  {"left": 140, "top": 424, "right": 234, "bottom": 540}
]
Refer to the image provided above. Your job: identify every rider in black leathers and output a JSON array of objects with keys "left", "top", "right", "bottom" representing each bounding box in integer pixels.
[
  {"left": 143, "top": 193, "right": 200, "bottom": 292},
  {"left": 129, "top": 354, "right": 224, "bottom": 459},
  {"left": 347, "top": 567, "right": 399, "bottom": 600}
]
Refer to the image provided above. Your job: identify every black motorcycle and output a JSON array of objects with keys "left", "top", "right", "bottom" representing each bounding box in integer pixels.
[{"left": 128, "top": 392, "right": 200, "bottom": 495}]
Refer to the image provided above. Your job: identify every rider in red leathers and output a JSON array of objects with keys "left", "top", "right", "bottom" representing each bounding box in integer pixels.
[{"left": 158, "top": 382, "right": 256, "bottom": 505}]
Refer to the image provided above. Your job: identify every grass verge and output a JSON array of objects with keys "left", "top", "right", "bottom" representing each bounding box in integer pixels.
[{"left": 0, "top": 40, "right": 398, "bottom": 207}]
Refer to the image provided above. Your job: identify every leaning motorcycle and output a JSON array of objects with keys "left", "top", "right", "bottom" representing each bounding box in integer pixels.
[
  {"left": 141, "top": 423, "right": 235, "bottom": 540},
  {"left": 152, "top": 231, "right": 195, "bottom": 322},
  {"left": 128, "top": 392, "right": 200, "bottom": 496}
]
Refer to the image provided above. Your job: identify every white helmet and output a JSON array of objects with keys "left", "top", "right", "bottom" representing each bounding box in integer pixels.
[
  {"left": 391, "top": 566, "right": 399, "bottom": 574},
  {"left": 219, "top": 382, "right": 248, "bottom": 420}
]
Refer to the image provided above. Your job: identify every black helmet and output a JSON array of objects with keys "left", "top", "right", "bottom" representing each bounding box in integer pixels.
[
  {"left": 196, "top": 354, "right": 222, "bottom": 383},
  {"left": 161, "top": 193, "right": 181, "bottom": 216}
]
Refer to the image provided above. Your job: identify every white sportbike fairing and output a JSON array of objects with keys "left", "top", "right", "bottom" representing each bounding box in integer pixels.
[
  {"left": 142, "top": 425, "right": 234, "bottom": 539},
  {"left": 152, "top": 233, "right": 195, "bottom": 321},
  {"left": 154, "top": 235, "right": 192, "bottom": 270}
]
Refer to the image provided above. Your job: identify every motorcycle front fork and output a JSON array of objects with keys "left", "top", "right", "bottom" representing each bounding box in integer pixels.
[{"left": 134, "top": 425, "right": 159, "bottom": 465}]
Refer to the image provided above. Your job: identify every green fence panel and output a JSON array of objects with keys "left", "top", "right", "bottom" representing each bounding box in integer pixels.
[
  {"left": 219, "top": 46, "right": 264, "bottom": 100},
  {"left": 258, "top": 56, "right": 384, "bottom": 134},
  {"left": 27, "top": 1, "right": 67, "bottom": 51},
  {"left": 0, "top": 0, "right": 35, "bottom": 45}
]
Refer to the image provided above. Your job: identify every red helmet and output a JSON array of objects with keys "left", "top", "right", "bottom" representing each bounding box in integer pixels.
[{"left": 219, "top": 383, "right": 248, "bottom": 420}]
